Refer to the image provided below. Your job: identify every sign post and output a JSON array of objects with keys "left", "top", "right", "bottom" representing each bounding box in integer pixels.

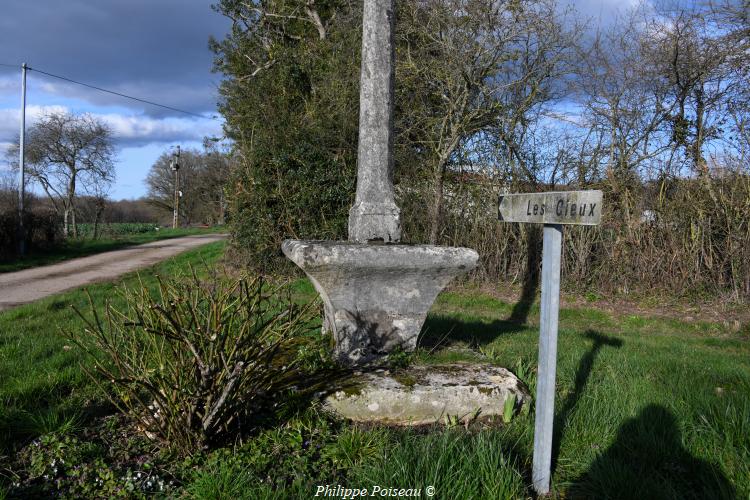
[{"left": 498, "top": 190, "right": 602, "bottom": 496}]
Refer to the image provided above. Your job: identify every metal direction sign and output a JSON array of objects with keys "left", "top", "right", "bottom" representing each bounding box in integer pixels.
[
  {"left": 498, "top": 190, "right": 602, "bottom": 496},
  {"left": 498, "top": 190, "right": 602, "bottom": 225}
]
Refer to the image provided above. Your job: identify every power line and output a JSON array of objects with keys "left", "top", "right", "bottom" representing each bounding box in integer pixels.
[{"left": 3, "top": 64, "right": 219, "bottom": 120}]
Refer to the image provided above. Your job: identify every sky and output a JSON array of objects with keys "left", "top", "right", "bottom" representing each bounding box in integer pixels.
[
  {"left": 0, "top": 0, "right": 230, "bottom": 199},
  {"left": 0, "top": 0, "right": 634, "bottom": 200}
]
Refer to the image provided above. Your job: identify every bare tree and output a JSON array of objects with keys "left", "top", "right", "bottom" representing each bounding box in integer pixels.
[
  {"left": 7, "top": 111, "right": 116, "bottom": 238},
  {"left": 146, "top": 145, "right": 231, "bottom": 226},
  {"left": 573, "top": 12, "right": 675, "bottom": 226},
  {"left": 397, "top": 0, "right": 576, "bottom": 243},
  {"left": 0, "top": 168, "right": 17, "bottom": 214}
]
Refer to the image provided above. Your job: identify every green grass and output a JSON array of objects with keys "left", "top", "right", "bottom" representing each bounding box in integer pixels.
[
  {"left": 0, "top": 225, "right": 226, "bottom": 273},
  {"left": 0, "top": 240, "right": 226, "bottom": 454},
  {"left": 1, "top": 265, "right": 748, "bottom": 498},
  {"left": 350, "top": 429, "right": 527, "bottom": 499},
  {"left": 287, "top": 283, "right": 750, "bottom": 498},
  {"left": 422, "top": 288, "right": 748, "bottom": 498}
]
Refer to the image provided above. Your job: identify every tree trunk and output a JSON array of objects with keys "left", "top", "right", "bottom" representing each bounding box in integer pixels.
[
  {"left": 428, "top": 160, "right": 447, "bottom": 245},
  {"left": 63, "top": 208, "right": 70, "bottom": 238},
  {"left": 71, "top": 204, "right": 78, "bottom": 238},
  {"left": 219, "top": 189, "right": 226, "bottom": 225},
  {"left": 93, "top": 200, "right": 105, "bottom": 240},
  {"left": 68, "top": 171, "right": 77, "bottom": 238}
]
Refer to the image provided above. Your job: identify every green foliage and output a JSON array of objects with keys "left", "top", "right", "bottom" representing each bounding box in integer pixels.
[
  {"left": 20, "top": 410, "right": 82, "bottom": 437},
  {"left": 386, "top": 346, "right": 414, "bottom": 369},
  {"left": 321, "top": 426, "right": 387, "bottom": 470},
  {"left": 0, "top": 210, "right": 62, "bottom": 261},
  {"left": 502, "top": 394, "right": 516, "bottom": 424},
  {"left": 212, "top": 0, "right": 359, "bottom": 269},
  {"left": 349, "top": 429, "right": 528, "bottom": 499},
  {"left": 23, "top": 433, "right": 101, "bottom": 480},
  {"left": 75, "top": 222, "right": 159, "bottom": 239},
  {"left": 185, "top": 459, "right": 255, "bottom": 500},
  {"left": 67, "top": 271, "right": 319, "bottom": 454},
  {"left": 183, "top": 406, "right": 346, "bottom": 498},
  {"left": 16, "top": 431, "right": 176, "bottom": 498}
]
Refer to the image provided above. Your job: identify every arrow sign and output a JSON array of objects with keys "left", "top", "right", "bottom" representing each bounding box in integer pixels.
[
  {"left": 498, "top": 190, "right": 602, "bottom": 225},
  {"left": 496, "top": 189, "right": 602, "bottom": 495}
]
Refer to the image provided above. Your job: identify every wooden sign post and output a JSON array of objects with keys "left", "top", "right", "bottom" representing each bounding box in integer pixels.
[{"left": 498, "top": 190, "right": 602, "bottom": 496}]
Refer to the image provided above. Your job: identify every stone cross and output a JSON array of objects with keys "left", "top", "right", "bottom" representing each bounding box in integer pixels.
[
  {"left": 348, "top": 0, "right": 401, "bottom": 243},
  {"left": 281, "top": 0, "right": 478, "bottom": 366}
]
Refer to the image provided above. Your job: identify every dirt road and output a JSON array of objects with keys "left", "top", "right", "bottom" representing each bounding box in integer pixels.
[{"left": 0, "top": 233, "right": 227, "bottom": 312}]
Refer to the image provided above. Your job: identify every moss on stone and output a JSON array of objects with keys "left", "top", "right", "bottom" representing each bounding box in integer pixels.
[
  {"left": 341, "top": 382, "right": 365, "bottom": 397},
  {"left": 429, "top": 364, "right": 467, "bottom": 374},
  {"left": 392, "top": 373, "right": 418, "bottom": 388},
  {"left": 477, "top": 386, "right": 495, "bottom": 396}
]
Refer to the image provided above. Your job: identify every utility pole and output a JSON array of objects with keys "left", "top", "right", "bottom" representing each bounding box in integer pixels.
[
  {"left": 171, "top": 145, "right": 180, "bottom": 229},
  {"left": 17, "top": 63, "right": 27, "bottom": 256}
]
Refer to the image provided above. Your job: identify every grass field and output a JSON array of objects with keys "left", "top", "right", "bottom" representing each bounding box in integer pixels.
[
  {"left": 0, "top": 224, "right": 226, "bottom": 273},
  {"left": 0, "top": 242, "right": 747, "bottom": 498}
]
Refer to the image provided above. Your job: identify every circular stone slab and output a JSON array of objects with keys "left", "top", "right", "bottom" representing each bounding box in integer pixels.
[{"left": 324, "top": 363, "right": 531, "bottom": 425}]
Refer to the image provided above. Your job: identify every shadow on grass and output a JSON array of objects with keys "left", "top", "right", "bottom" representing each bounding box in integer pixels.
[
  {"left": 553, "top": 331, "right": 735, "bottom": 498},
  {"left": 552, "top": 330, "right": 623, "bottom": 473},
  {"left": 419, "top": 315, "right": 528, "bottom": 350},
  {"left": 569, "top": 404, "right": 735, "bottom": 499}
]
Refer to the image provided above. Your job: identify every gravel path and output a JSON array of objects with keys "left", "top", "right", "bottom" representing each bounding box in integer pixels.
[{"left": 0, "top": 233, "right": 227, "bottom": 312}]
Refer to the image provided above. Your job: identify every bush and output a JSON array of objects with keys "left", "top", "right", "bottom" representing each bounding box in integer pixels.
[
  {"left": 67, "top": 271, "right": 319, "bottom": 454},
  {"left": 75, "top": 222, "right": 158, "bottom": 239},
  {"left": 0, "top": 210, "right": 62, "bottom": 260}
]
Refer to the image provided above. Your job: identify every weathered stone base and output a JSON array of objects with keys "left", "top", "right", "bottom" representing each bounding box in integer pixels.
[
  {"left": 324, "top": 363, "right": 531, "bottom": 425},
  {"left": 348, "top": 201, "right": 401, "bottom": 243},
  {"left": 282, "top": 240, "right": 478, "bottom": 366}
]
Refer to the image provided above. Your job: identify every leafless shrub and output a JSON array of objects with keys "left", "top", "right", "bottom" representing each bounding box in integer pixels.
[{"left": 67, "top": 272, "right": 319, "bottom": 454}]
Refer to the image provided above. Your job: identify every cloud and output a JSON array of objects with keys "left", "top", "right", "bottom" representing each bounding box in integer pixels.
[
  {"left": 99, "top": 113, "right": 223, "bottom": 147},
  {"left": 0, "top": 104, "right": 223, "bottom": 154},
  {"left": 0, "top": 105, "right": 68, "bottom": 143},
  {"left": 15, "top": 71, "right": 223, "bottom": 118},
  {"left": 0, "top": 0, "right": 231, "bottom": 117},
  {"left": 0, "top": 79, "right": 17, "bottom": 94},
  {"left": 559, "top": 0, "right": 650, "bottom": 31}
]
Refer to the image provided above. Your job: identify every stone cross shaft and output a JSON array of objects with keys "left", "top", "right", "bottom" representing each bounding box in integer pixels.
[
  {"left": 281, "top": 0, "right": 479, "bottom": 366},
  {"left": 348, "top": 0, "right": 401, "bottom": 243}
]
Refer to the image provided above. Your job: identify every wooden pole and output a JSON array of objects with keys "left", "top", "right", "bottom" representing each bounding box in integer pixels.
[
  {"left": 532, "top": 223, "right": 563, "bottom": 495},
  {"left": 18, "top": 63, "right": 27, "bottom": 256},
  {"left": 172, "top": 145, "right": 180, "bottom": 229}
]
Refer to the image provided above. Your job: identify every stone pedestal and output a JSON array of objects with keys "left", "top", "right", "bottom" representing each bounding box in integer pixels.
[
  {"left": 282, "top": 240, "right": 478, "bottom": 366},
  {"left": 324, "top": 363, "right": 531, "bottom": 425}
]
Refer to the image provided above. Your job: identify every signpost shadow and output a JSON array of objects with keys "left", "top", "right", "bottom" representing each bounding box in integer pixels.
[{"left": 551, "top": 330, "right": 623, "bottom": 474}]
